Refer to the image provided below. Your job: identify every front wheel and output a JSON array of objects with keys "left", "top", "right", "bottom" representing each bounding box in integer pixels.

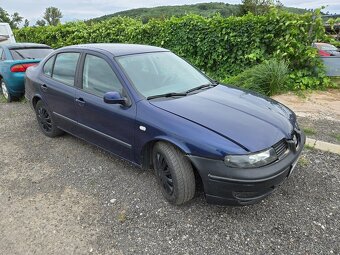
[
  {"left": 35, "top": 100, "right": 64, "bottom": 138},
  {"left": 1, "top": 80, "right": 13, "bottom": 103},
  {"left": 153, "top": 142, "right": 196, "bottom": 205}
]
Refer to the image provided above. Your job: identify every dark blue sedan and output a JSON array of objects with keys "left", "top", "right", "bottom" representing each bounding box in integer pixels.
[{"left": 25, "top": 44, "right": 305, "bottom": 205}]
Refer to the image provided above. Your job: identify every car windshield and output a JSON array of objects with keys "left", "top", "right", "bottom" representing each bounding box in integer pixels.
[
  {"left": 10, "top": 47, "right": 53, "bottom": 60},
  {"left": 116, "top": 52, "right": 212, "bottom": 98},
  {"left": 320, "top": 45, "right": 338, "bottom": 51}
]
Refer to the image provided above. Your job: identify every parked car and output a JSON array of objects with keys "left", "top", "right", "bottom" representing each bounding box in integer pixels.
[
  {"left": 25, "top": 44, "right": 305, "bottom": 205},
  {"left": 0, "top": 43, "right": 53, "bottom": 102},
  {"left": 0, "top": 23, "right": 16, "bottom": 45},
  {"left": 313, "top": 42, "right": 340, "bottom": 56}
]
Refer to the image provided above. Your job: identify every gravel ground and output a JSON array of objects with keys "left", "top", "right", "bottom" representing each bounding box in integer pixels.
[
  {"left": 297, "top": 117, "right": 340, "bottom": 145},
  {"left": 0, "top": 102, "right": 339, "bottom": 255}
]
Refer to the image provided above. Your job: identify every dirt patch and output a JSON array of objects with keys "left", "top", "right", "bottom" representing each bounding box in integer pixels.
[{"left": 272, "top": 89, "right": 340, "bottom": 121}]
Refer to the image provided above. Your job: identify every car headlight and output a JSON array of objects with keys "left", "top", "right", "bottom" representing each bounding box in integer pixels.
[{"left": 224, "top": 148, "right": 277, "bottom": 168}]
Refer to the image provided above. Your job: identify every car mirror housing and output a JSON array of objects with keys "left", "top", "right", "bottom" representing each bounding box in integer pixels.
[{"left": 103, "top": 91, "right": 127, "bottom": 105}]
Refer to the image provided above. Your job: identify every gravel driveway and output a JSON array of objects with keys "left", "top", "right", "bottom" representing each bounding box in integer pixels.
[{"left": 0, "top": 102, "right": 339, "bottom": 255}]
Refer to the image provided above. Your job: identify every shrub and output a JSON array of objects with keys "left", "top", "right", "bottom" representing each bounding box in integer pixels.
[
  {"left": 14, "top": 8, "right": 332, "bottom": 95},
  {"left": 223, "top": 59, "right": 289, "bottom": 95}
]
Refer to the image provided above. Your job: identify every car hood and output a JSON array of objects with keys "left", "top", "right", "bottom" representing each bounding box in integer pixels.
[{"left": 150, "top": 85, "right": 296, "bottom": 152}]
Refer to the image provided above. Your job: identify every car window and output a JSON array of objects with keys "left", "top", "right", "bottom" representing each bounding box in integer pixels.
[
  {"left": 10, "top": 47, "right": 53, "bottom": 60},
  {"left": 116, "top": 52, "right": 211, "bottom": 98},
  {"left": 52, "top": 52, "right": 80, "bottom": 86},
  {"left": 43, "top": 56, "right": 55, "bottom": 77},
  {"left": 82, "top": 54, "right": 123, "bottom": 97},
  {"left": 320, "top": 45, "right": 338, "bottom": 51}
]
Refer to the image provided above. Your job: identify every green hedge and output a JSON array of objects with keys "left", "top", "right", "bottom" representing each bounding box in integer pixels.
[{"left": 15, "top": 9, "right": 332, "bottom": 93}]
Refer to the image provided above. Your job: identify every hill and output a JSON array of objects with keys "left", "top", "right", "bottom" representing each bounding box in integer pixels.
[{"left": 90, "top": 2, "right": 309, "bottom": 23}]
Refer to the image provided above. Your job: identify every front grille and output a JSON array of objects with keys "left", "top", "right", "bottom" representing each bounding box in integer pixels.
[{"left": 272, "top": 139, "right": 288, "bottom": 158}]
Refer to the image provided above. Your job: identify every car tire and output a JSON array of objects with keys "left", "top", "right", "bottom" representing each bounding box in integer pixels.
[
  {"left": 153, "top": 142, "right": 195, "bottom": 205},
  {"left": 1, "top": 80, "right": 13, "bottom": 103},
  {"left": 35, "top": 100, "right": 64, "bottom": 138}
]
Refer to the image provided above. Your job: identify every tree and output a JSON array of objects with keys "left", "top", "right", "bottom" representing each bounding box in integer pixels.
[
  {"left": 0, "top": 8, "right": 23, "bottom": 29},
  {"left": 23, "top": 19, "right": 29, "bottom": 27},
  {"left": 43, "top": 7, "right": 62, "bottom": 26},
  {"left": 241, "top": 0, "right": 282, "bottom": 15},
  {"left": 35, "top": 19, "right": 46, "bottom": 26}
]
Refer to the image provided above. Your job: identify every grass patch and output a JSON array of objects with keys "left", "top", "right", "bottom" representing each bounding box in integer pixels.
[
  {"left": 0, "top": 95, "right": 6, "bottom": 103},
  {"left": 117, "top": 210, "right": 127, "bottom": 223},
  {"left": 331, "top": 133, "right": 340, "bottom": 142},
  {"left": 303, "top": 127, "right": 316, "bottom": 136},
  {"left": 304, "top": 144, "right": 315, "bottom": 150},
  {"left": 20, "top": 97, "right": 28, "bottom": 104},
  {"left": 330, "top": 77, "right": 340, "bottom": 88},
  {"left": 298, "top": 156, "right": 309, "bottom": 167}
]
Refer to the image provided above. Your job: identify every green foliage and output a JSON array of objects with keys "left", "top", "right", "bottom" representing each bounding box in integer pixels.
[
  {"left": 303, "top": 127, "right": 316, "bottom": 135},
  {"left": 241, "top": 0, "right": 283, "bottom": 15},
  {"left": 223, "top": 59, "right": 289, "bottom": 95},
  {"left": 36, "top": 19, "right": 46, "bottom": 27},
  {"left": 14, "top": 9, "right": 331, "bottom": 95},
  {"left": 90, "top": 2, "right": 308, "bottom": 22},
  {"left": 23, "top": 19, "right": 29, "bottom": 27}
]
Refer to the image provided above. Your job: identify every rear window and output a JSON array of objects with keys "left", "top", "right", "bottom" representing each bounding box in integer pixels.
[
  {"left": 10, "top": 47, "right": 53, "bottom": 60},
  {"left": 320, "top": 45, "right": 338, "bottom": 51}
]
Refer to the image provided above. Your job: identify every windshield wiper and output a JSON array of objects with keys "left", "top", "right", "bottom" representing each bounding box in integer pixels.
[
  {"left": 147, "top": 92, "right": 187, "bottom": 100},
  {"left": 185, "top": 83, "right": 217, "bottom": 94},
  {"left": 147, "top": 82, "right": 219, "bottom": 100}
]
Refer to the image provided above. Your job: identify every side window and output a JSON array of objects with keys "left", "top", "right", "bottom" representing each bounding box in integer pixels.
[
  {"left": 52, "top": 52, "right": 80, "bottom": 86},
  {"left": 43, "top": 56, "right": 55, "bottom": 77},
  {"left": 82, "top": 54, "right": 123, "bottom": 97}
]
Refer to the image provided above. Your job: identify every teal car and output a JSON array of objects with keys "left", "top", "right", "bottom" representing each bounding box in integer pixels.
[{"left": 0, "top": 43, "right": 53, "bottom": 102}]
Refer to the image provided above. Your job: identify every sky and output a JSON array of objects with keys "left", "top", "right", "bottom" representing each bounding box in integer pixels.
[{"left": 1, "top": 0, "right": 340, "bottom": 25}]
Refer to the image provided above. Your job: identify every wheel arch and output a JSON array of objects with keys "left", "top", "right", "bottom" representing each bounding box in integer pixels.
[
  {"left": 140, "top": 137, "right": 203, "bottom": 188},
  {"left": 140, "top": 137, "right": 189, "bottom": 169},
  {"left": 32, "top": 95, "right": 42, "bottom": 109}
]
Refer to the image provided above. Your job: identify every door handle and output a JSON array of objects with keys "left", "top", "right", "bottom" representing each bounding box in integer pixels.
[
  {"left": 41, "top": 84, "right": 48, "bottom": 92},
  {"left": 76, "top": 97, "right": 85, "bottom": 106}
]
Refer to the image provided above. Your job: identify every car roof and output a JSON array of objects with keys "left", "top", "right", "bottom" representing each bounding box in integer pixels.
[
  {"left": 1, "top": 43, "right": 51, "bottom": 49},
  {"left": 63, "top": 43, "right": 169, "bottom": 57}
]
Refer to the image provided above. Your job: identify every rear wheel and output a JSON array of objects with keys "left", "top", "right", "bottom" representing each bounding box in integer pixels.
[
  {"left": 1, "top": 80, "right": 13, "bottom": 103},
  {"left": 35, "top": 100, "right": 64, "bottom": 138},
  {"left": 153, "top": 142, "right": 195, "bottom": 205}
]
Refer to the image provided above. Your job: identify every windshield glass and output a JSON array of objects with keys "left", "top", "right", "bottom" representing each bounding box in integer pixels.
[
  {"left": 116, "top": 52, "right": 211, "bottom": 98},
  {"left": 10, "top": 47, "right": 53, "bottom": 60}
]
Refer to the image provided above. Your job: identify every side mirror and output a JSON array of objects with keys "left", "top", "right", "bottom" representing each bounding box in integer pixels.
[{"left": 103, "top": 91, "right": 127, "bottom": 105}]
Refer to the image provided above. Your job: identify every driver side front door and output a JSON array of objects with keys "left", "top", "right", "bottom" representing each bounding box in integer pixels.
[{"left": 75, "top": 52, "right": 136, "bottom": 161}]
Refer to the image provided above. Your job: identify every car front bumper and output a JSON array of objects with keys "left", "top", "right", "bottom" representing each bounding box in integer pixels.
[{"left": 188, "top": 131, "right": 306, "bottom": 205}]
